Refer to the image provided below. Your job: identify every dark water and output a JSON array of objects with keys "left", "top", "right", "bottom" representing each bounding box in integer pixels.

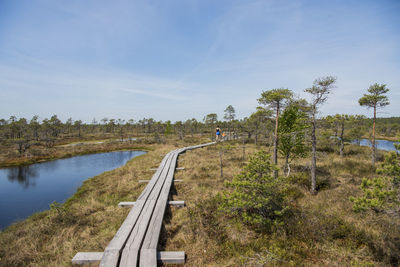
[
  {"left": 352, "top": 139, "right": 399, "bottom": 152},
  {"left": 0, "top": 150, "right": 146, "bottom": 229}
]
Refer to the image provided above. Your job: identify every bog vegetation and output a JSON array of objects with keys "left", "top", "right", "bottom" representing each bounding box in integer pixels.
[{"left": 0, "top": 78, "right": 399, "bottom": 266}]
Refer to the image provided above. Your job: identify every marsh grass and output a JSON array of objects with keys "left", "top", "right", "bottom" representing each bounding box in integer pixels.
[
  {"left": 161, "top": 142, "right": 400, "bottom": 266},
  {"left": 0, "top": 139, "right": 151, "bottom": 168},
  {"left": 0, "top": 139, "right": 200, "bottom": 266},
  {"left": 1, "top": 139, "right": 399, "bottom": 266},
  {"left": 0, "top": 133, "right": 204, "bottom": 168}
]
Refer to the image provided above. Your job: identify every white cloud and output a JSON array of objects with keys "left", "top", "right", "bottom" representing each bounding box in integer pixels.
[
  {"left": 119, "top": 88, "right": 186, "bottom": 101},
  {"left": 0, "top": 0, "right": 399, "bottom": 121}
]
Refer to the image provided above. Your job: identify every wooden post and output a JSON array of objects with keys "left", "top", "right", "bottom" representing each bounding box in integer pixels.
[{"left": 219, "top": 149, "right": 223, "bottom": 178}]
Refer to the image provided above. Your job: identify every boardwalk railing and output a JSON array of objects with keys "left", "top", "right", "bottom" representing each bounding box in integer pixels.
[{"left": 72, "top": 142, "right": 215, "bottom": 266}]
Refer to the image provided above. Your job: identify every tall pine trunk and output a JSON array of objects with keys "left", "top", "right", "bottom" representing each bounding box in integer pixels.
[
  {"left": 273, "top": 103, "right": 279, "bottom": 179},
  {"left": 311, "top": 108, "right": 317, "bottom": 194},
  {"left": 339, "top": 121, "right": 344, "bottom": 157},
  {"left": 284, "top": 154, "right": 290, "bottom": 177},
  {"left": 219, "top": 150, "right": 223, "bottom": 178},
  {"left": 372, "top": 105, "right": 376, "bottom": 165},
  {"left": 242, "top": 136, "right": 245, "bottom": 160}
]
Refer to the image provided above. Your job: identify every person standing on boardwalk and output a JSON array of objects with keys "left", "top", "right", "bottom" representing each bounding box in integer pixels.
[{"left": 216, "top": 126, "right": 221, "bottom": 141}]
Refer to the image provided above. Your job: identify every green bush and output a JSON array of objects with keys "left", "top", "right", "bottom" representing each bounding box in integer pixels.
[
  {"left": 220, "top": 149, "right": 291, "bottom": 232},
  {"left": 350, "top": 177, "right": 396, "bottom": 212},
  {"left": 350, "top": 148, "right": 400, "bottom": 213},
  {"left": 377, "top": 151, "right": 400, "bottom": 184}
]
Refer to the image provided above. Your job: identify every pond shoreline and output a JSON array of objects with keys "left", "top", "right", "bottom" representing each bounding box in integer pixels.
[
  {"left": 0, "top": 143, "right": 151, "bottom": 169},
  {"left": 361, "top": 135, "right": 399, "bottom": 142},
  {"left": 352, "top": 138, "right": 399, "bottom": 152},
  {"left": 0, "top": 150, "right": 147, "bottom": 230}
]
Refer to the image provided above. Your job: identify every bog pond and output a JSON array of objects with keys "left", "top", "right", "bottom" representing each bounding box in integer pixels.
[
  {"left": 353, "top": 138, "right": 399, "bottom": 152},
  {"left": 0, "top": 150, "right": 146, "bottom": 229}
]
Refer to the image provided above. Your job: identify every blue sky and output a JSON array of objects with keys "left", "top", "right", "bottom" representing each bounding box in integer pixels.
[{"left": 0, "top": 0, "right": 399, "bottom": 122}]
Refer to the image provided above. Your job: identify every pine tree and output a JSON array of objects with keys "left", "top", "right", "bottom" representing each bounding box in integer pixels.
[
  {"left": 221, "top": 150, "right": 290, "bottom": 231},
  {"left": 359, "top": 83, "right": 390, "bottom": 165}
]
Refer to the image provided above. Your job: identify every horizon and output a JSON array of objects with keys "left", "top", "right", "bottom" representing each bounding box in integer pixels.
[
  {"left": 1, "top": 0, "right": 399, "bottom": 122},
  {"left": 2, "top": 113, "right": 400, "bottom": 125}
]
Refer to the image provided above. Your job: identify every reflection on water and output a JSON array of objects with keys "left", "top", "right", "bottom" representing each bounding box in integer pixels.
[
  {"left": 0, "top": 150, "right": 146, "bottom": 229},
  {"left": 352, "top": 139, "right": 399, "bottom": 152},
  {"left": 7, "top": 165, "right": 39, "bottom": 188}
]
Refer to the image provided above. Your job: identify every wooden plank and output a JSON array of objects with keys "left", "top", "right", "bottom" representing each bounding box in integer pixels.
[
  {"left": 71, "top": 251, "right": 185, "bottom": 265},
  {"left": 174, "top": 179, "right": 183, "bottom": 182},
  {"left": 137, "top": 151, "right": 174, "bottom": 200},
  {"left": 140, "top": 145, "right": 214, "bottom": 266},
  {"left": 146, "top": 152, "right": 176, "bottom": 202},
  {"left": 136, "top": 152, "right": 172, "bottom": 201},
  {"left": 99, "top": 200, "right": 146, "bottom": 267},
  {"left": 158, "top": 251, "right": 185, "bottom": 264},
  {"left": 139, "top": 150, "right": 181, "bottom": 266},
  {"left": 72, "top": 252, "right": 103, "bottom": 265},
  {"left": 99, "top": 153, "right": 174, "bottom": 266},
  {"left": 118, "top": 201, "right": 136, "bottom": 207},
  {"left": 138, "top": 180, "right": 150, "bottom": 183},
  {"left": 76, "top": 143, "right": 215, "bottom": 267},
  {"left": 168, "top": 200, "right": 185, "bottom": 207},
  {"left": 120, "top": 152, "right": 176, "bottom": 266},
  {"left": 176, "top": 167, "right": 185, "bottom": 170},
  {"left": 119, "top": 200, "right": 156, "bottom": 266},
  {"left": 119, "top": 201, "right": 184, "bottom": 207}
]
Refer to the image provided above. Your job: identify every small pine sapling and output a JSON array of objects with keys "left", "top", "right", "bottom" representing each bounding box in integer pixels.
[
  {"left": 220, "top": 150, "right": 291, "bottom": 232},
  {"left": 351, "top": 139, "right": 400, "bottom": 213}
]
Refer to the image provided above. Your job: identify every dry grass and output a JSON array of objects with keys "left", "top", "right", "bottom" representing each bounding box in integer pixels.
[
  {"left": 160, "top": 143, "right": 258, "bottom": 266},
  {"left": 0, "top": 138, "right": 208, "bottom": 266},
  {"left": 0, "top": 133, "right": 206, "bottom": 167},
  {"left": 161, "top": 143, "right": 400, "bottom": 266},
  {"left": 1, "top": 139, "right": 399, "bottom": 266},
  {"left": 0, "top": 140, "right": 149, "bottom": 168}
]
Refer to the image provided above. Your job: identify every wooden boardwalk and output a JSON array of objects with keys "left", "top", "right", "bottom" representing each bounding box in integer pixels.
[{"left": 72, "top": 142, "right": 215, "bottom": 266}]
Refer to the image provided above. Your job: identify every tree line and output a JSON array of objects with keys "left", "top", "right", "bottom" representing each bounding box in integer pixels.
[
  {"left": 0, "top": 77, "right": 397, "bottom": 212},
  {"left": 0, "top": 79, "right": 394, "bottom": 172}
]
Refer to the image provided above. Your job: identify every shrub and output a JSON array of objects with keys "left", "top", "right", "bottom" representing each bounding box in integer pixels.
[
  {"left": 350, "top": 147, "right": 400, "bottom": 213},
  {"left": 377, "top": 151, "right": 400, "bottom": 184},
  {"left": 350, "top": 177, "right": 396, "bottom": 212},
  {"left": 220, "top": 149, "right": 291, "bottom": 232}
]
